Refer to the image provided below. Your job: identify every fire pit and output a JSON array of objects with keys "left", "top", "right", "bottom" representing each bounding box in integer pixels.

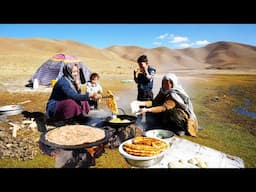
[
  {"left": 40, "top": 126, "right": 109, "bottom": 149},
  {"left": 39, "top": 125, "right": 110, "bottom": 168}
]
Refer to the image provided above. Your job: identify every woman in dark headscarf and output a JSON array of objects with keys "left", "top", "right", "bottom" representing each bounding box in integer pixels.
[
  {"left": 46, "top": 63, "right": 102, "bottom": 121},
  {"left": 133, "top": 73, "right": 198, "bottom": 136}
]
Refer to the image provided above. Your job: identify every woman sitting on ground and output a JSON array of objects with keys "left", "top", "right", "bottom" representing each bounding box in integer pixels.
[
  {"left": 135, "top": 73, "right": 198, "bottom": 136},
  {"left": 46, "top": 63, "right": 102, "bottom": 122}
]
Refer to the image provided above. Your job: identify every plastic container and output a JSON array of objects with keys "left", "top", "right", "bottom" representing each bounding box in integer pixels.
[
  {"left": 141, "top": 108, "right": 146, "bottom": 123},
  {"left": 33, "top": 79, "right": 39, "bottom": 89},
  {"left": 51, "top": 79, "right": 57, "bottom": 87}
]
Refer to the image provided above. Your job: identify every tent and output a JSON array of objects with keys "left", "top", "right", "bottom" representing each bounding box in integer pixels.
[{"left": 28, "top": 53, "right": 91, "bottom": 86}]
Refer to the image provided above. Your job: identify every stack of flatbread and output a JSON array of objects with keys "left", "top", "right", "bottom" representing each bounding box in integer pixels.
[{"left": 123, "top": 136, "right": 169, "bottom": 157}]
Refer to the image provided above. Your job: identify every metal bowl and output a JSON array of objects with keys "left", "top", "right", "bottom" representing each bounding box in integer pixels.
[
  {"left": 145, "top": 129, "right": 174, "bottom": 140},
  {"left": 119, "top": 138, "right": 169, "bottom": 168}
]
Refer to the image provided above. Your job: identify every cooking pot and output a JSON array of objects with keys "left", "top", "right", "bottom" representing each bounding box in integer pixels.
[
  {"left": 105, "top": 114, "right": 137, "bottom": 128},
  {"left": 0, "top": 104, "right": 23, "bottom": 116},
  {"left": 105, "top": 108, "right": 137, "bottom": 128}
]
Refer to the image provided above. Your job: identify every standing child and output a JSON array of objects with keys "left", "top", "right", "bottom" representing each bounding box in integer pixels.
[
  {"left": 86, "top": 73, "right": 103, "bottom": 110},
  {"left": 133, "top": 55, "right": 156, "bottom": 101}
]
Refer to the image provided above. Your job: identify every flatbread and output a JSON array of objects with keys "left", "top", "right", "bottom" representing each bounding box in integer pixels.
[
  {"left": 123, "top": 136, "right": 169, "bottom": 157},
  {"left": 105, "top": 90, "right": 118, "bottom": 114},
  {"left": 132, "top": 136, "right": 168, "bottom": 150},
  {"left": 45, "top": 125, "right": 105, "bottom": 146}
]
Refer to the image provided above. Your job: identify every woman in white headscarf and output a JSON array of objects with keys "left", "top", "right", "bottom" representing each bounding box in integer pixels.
[{"left": 136, "top": 73, "right": 198, "bottom": 136}]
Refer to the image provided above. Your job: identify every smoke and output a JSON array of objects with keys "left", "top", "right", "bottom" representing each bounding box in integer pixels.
[
  {"left": 115, "top": 90, "right": 137, "bottom": 114},
  {"left": 55, "top": 149, "right": 94, "bottom": 168},
  {"left": 55, "top": 149, "right": 73, "bottom": 168},
  {"left": 113, "top": 75, "right": 163, "bottom": 114}
]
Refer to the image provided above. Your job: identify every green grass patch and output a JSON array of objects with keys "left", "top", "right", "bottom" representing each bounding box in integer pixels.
[
  {"left": 0, "top": 154, "right": 54, "bottom": 168},
  {"left": 186, "top": 74, "right": 256, "bottom": 167}
]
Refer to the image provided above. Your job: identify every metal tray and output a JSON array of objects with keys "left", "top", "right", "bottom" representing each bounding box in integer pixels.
[
  {"left": 0, "top": 109, "right": 23, "bottom": 116},
  {"left": 40, "top": 129, "right": 109, "bottom": 149},
  {"left": 0, "top": 105, "right": 23, "bottom": 116},
  {"left": 0, "top": 104, "right": 22, "bottom": 111}
]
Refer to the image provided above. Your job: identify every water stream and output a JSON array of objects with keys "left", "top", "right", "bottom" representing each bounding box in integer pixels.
[{"left": 233, "top": 98, "right": 256, "bottom": 119}]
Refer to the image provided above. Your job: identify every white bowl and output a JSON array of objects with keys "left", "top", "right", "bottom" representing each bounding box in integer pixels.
[
  {"left": 119, "top": 137, "right": 169, "bottom": 168},
  {"left": 145, "top": 129, "right": 174, "bottom": 140}
]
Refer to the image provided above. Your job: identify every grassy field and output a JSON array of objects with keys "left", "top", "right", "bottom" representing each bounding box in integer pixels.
[
  {"left": 0, "top": 73, "right": 255, "bottom": 168},
  {"left": 186, "top": 74, "right": 256, "bottom": 168}
]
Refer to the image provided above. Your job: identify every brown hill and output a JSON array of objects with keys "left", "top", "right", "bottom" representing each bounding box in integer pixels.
[
  {"left": 106, "top": 41, "right": 256, "bottom": 70},
  {"left": 106, "top": 46, "right": 208, "bottom": 72},
  {"left": 179, "top": 46, "right": 209, "bottom": 64},
  {"left": 105, "top": 45, "right": 148, "bottom": 61},
  {"left": 203, "top": 41, "right": 256, "bottom": 69},
  {"left": 0, "top": 38, "right": 256, "bottom": 85},
  {"left": 0, "top": 38, "right": 137, "bottom": 84},
  {"left": 180, "top": 41, "right": 256, "bottom": 69}
]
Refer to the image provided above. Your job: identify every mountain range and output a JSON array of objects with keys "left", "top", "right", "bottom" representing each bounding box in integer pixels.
[{"left": 0, "top": 38, "right": 255, "bottom": 75}]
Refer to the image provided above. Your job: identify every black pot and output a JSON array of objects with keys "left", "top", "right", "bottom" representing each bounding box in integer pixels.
[{"left": 105, "top": 114, "right": 137, "bottom": 128}]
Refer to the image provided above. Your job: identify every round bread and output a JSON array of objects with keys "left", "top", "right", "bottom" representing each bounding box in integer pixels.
[
  {"left": 45, "top": 125, "right": 105, "bottom": 146},
  {"left": 123, "top": 136, "right": 169, "bottom": 157}
]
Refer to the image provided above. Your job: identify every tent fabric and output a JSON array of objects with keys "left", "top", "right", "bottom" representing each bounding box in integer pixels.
[{"left": 30, "top": 54, "right": 91, "bottom": 86}]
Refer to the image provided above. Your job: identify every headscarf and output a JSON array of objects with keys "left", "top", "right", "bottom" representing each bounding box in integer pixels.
[
  {"left": 160, "top": 73, "right": 198, "bottom": 123},
  {"left": 62, "top": 63, "right": 81, "bottom": 92}
]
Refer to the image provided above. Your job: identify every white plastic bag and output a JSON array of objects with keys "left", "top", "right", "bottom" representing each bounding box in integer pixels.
[{"left": 130, "top": 100, "right": 140, "bottom": 114}]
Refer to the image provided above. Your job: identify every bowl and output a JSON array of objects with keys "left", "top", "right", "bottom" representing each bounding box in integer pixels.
[
  {"left": 119, "top": 137, "right": 169, "bottom": 168},
  {"left": 145, "top": 129, "right": 174, "bottom": 140}
]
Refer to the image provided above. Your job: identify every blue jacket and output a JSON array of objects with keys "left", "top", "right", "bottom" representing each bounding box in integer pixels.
[
  {"left": 134, "top": 66, "right": 156, "bottom": 91},
  {"left": 46, "top": 76, "right": 90, "bottom": 118}
]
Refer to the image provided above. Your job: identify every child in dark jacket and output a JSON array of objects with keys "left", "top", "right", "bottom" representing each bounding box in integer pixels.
[{"left": 134, "top": 55, "right": 156, "bottom": 101}]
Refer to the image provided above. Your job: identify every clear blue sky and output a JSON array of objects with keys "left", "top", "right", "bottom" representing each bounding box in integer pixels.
[{"left": 0, "top": 24, "right": 255, "bottom": 49}]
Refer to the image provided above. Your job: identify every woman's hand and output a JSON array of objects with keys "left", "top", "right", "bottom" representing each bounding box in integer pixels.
[
  {"left": 138, "top": 107, "right": 151, "bottom": 114},
  {"left": 90, "top": 93, "right": 102, "bottom": 100}
]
